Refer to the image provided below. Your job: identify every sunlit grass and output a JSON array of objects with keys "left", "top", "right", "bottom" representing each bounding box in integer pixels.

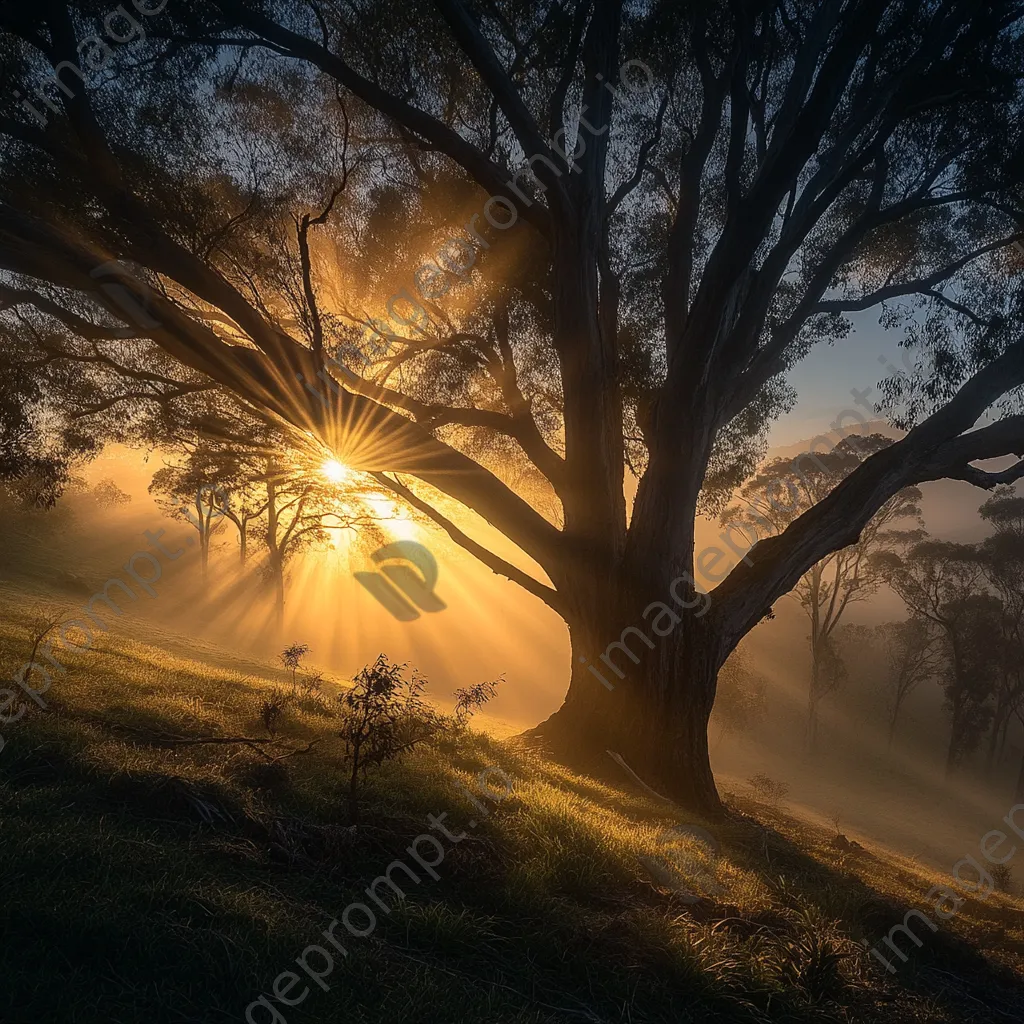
[{"left": 0, "top": 590, "right": 1022, "bottom": 1022}]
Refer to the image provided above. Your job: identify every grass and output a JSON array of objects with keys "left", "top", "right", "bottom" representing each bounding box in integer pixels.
[{"left": 1, "top": 590, "right": 1023, "bottom": 1023}]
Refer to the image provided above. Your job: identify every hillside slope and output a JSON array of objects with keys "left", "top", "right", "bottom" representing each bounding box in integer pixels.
[{"left": 0, "top": 590, "right": 1023, "bottom": 1024}]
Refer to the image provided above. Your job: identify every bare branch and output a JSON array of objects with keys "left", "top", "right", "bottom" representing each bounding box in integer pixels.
[{"left": 373, "top": 472, "right": 566, "bottom": 614}]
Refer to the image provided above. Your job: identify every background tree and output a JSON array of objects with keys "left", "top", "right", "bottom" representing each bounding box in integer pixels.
[
  {"left": 173, "top": 429, "right": 274, "bottom": 568},
  {"left": 218, "top": 457, "right": 270, "bottom": 567},
  {"left": 90, "top": 477, "right": 132, "bottom": 509},
  {"left": 148, "top": 445, "right": 229, "bottom": 583},
  {"left": 873, "top": 542, "right": 999, "bottom": 777},
  {"left": 710, "top": 645, "right": 767, "bottom": 746},
  {"left": 979, "top": 486, "right": 1024, "bottom": 771},
  {"left": 874, "top": 616, "right": 942, "bottom": 756},
  {"left": 724, "top": 435, "right": 922, "bottom": 752},
  {"left": 2, "top": 1, "right": 1024, "bottom": 813},
  {"left": 261, "top": 457, "right": 388, "bottom": 625}
]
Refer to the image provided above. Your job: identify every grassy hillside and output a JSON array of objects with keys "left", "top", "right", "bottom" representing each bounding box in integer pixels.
[{"left": 1, "top": 589, "right": 1022, "bottom": 1024}]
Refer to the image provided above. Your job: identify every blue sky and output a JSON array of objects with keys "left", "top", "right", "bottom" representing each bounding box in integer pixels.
[{"left": 772, "top": 311, "right": 906, "bottom": 447}]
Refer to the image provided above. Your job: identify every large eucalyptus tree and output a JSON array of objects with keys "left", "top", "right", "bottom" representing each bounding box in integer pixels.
[{"left": 1, "top": 0, "right": 1023, "bottom": 814}]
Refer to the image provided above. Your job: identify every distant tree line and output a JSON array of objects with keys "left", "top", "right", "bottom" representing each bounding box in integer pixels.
[
  {"left": 720, "top": 470, "right": 1024, "bottom": 802},
  {"left": 146, "top": 410, "right": 393, "bottom": 624}
]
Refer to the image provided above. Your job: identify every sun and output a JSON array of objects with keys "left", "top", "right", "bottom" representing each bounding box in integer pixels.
[{"left": 321, "top": 458, "right": 353, "bottom": 485}]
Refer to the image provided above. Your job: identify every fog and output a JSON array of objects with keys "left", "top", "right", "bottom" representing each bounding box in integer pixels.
[{"left": 4, "top": 434, "right": 1019, "bottom": 875}]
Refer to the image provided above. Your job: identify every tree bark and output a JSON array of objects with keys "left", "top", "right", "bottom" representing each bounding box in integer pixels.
[{"left": 527, "top": 588, "right": 724, "bottom": 819}]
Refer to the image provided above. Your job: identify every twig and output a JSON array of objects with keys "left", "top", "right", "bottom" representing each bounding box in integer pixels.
[
  {"left": 72, "top": 712, "right": 321, "bottom": 763},
  {"left": 605, "top": 750, "right": 675, "bottom": 804}
]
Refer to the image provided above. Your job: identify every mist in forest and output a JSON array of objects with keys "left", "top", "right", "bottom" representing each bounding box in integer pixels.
[{"left": 6, "top": 426, "right": 1019, "bottom": 876}]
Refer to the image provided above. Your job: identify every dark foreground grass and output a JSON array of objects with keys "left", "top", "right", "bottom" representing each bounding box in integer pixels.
[{"left": 1, "top": 593, "right": 1023, "bottom": 1024}]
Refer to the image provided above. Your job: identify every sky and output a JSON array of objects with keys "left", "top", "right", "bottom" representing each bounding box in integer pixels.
[{"left": 771, "top": 310, "right": 905, "bottom": 448}]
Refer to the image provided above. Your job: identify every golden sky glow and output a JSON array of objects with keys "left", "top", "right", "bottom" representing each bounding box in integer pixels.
[{"left": 321, "top": 458, "right": 353, "bottom": 485}]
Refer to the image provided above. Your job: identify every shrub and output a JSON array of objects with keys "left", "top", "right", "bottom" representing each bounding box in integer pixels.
[
  {"left": 257, "top": 687, "right": 293, "bottom": 736},
  {"left": 452, "top": 677, "right": 503, "bottom": 729},
  {"left": 337, "top": 657, "right": 500, "bottom": 820},
  {"left": 749, "top": 772, "right": 789, "bottom": 805},
  {"left": 338, "top": 655, "right": 444, "bottom": 822},
  {"left": 279, "top": 642, "right": 311, "bottom": 691},
  {"left": 993, "top": 863, "right": 1013, "bottom": 892}
]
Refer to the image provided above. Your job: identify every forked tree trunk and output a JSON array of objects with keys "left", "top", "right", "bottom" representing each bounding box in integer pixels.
[{"left": 528, "top": 589, "right": 725, "bottom": 819}]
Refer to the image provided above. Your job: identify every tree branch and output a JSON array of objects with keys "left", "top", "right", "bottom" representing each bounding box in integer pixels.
[
  {"left": 713, "top": 343, "right": 1024, "bottom": 650},
  {"left": 373, "top": 472, "right": 566, "bottom": 614},
  {"left": 214, "top": 0, "right": 550, "bottom": 233}
]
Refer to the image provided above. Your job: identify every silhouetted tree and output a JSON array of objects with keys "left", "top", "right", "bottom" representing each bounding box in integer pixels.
[
  {"left": 725, "top": 435, "right": 922, "bottom": 752},
  {"left": 149, "top": 445, "right": 229, "bottom": 582},
  {"left": 979, "top": 487, "right": 1024, "bottom": 772},
  {"left": 873, "top": 542, "right": 1000, "bottom": 776},
  {"left": 2, "top": 1, "right": 1023, "bottom": 812},
  {"left": 874, "top": 616, "right": 942, "bottom": 756},
  {"left": 261, "top": 457, "right": 387, "bottom": 626},
  {"left": 91, "top": 478, "right": 131, "bottom": 509}
]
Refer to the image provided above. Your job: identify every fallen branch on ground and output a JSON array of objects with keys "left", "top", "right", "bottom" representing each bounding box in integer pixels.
[{"left": 62, "top": 711, "right": 321, "bottom": 762}]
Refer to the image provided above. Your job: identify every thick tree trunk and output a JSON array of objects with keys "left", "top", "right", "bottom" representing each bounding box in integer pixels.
[
  {"left": 527, "top": 593, "right": 724, "bottom": 819},
  {"left": 1015, "top": 743, "right": 1024, "bottom": 804}
]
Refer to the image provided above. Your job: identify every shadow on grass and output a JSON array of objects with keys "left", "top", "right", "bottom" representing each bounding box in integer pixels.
[{"left": 2, "top": 689, "right": 1023, "bottom": 1023}]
